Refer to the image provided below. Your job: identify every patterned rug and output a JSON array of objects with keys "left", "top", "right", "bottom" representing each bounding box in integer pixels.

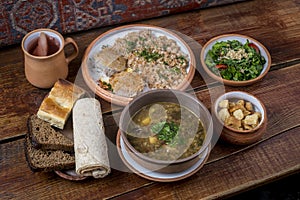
[{"left": 0, "top": 0, "right": 246, "bottom": 47}]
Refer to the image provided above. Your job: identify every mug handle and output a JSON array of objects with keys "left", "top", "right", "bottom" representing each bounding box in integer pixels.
[{"left": 64, "top": 37, "right": 79, "bottom": 64}]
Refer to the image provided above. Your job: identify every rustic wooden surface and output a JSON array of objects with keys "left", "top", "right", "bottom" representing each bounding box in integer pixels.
[{"left": 1, "top": 0, "right": 300, "bottom": 199}]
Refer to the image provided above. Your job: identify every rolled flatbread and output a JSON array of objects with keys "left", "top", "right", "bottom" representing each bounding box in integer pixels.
[{"left": 73, "top": 98, "right": 110, "bottom": 178}]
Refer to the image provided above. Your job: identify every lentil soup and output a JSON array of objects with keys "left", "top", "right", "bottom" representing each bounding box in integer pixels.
[{"left": 126, "top": 102, "right": 206, "bottom": 161}]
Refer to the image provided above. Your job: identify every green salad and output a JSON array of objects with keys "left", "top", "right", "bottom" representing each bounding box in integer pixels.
[{"left": 205, "top": 40, "right": 266, "bottom": 81}]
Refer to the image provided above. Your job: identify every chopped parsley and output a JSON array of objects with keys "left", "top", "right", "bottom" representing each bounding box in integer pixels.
[
  {"left": 137, "top": 49, "right": 163, "bottom": 62},
  {"left": 151, "top": 121, "right": 179, "bottom": 144}
]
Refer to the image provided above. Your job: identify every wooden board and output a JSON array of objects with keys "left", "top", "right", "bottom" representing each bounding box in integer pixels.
[{"left": 0, "top": 0, "right": 300, "bottom": 199}]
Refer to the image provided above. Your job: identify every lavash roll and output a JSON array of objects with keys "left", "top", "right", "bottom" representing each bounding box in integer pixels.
[{"left": 73, "top": 98, "right": 110, "bottom": 178}]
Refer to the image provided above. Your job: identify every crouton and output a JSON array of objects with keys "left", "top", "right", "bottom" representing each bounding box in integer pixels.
[{"left": 218, "top": 108, "right": 230, "bottom": 122}]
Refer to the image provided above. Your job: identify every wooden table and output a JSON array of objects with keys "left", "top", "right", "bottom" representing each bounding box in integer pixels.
[{"left": 1, "top": 0, "right": 299, "bottom": 199}]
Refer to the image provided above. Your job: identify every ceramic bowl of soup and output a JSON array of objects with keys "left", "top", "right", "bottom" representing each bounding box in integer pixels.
[{"left": 118, "top": 89, "right": 213, "bottom": 174}]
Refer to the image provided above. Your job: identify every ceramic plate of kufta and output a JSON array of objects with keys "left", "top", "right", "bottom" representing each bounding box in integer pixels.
[
  {"left": 81, "top": 24, "right": 196, "bottom": 106},
  {"left": 200, "top": 34, "right": 271, "bottom": 86}
]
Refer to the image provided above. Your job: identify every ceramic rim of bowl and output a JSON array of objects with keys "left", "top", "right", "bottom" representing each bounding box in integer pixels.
[
  {"left": 213, "top": 91, "right": 266, "bottom": 134},
  {"left": 119, "top": 89, "right": 213, "bottom": 165},
  {"left": 200, "top": 34, "right": 272, "bottom": 86}
]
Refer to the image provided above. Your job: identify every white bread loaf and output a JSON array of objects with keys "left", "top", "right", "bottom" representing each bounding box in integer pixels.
[{"left": 37, "top": 79, "right": 85, "bottom": 129}]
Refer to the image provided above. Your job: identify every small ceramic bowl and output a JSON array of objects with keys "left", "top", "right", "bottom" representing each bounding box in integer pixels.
[
  {"left": 212, "top": 91, "right": 267, "bottom": 145},
  {"left": 118, "top": 89, "right": 213, "bottom": 173},
  {"left": 200, "top": 34, "right": 271, "bottom": 86}
]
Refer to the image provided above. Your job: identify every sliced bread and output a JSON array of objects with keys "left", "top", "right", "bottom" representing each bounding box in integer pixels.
[
  {"left": 24, "top": 135, "right": 75, "bottom": 172},
  {"left": 37, "top": 79, "right": 85, "bottom": 129},
  {"left": 28, "top": 114, "right": 74, "bottom": 152}
]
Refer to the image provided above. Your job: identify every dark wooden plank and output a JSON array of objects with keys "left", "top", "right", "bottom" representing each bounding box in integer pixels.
[
  {"left": 1, "top": 125, "right": 298, "bottom": 199},
  {"left": 111, "top": 126, "right": 300, "bottom": 200}
]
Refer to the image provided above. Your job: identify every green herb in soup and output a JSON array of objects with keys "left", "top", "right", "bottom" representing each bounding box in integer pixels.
[
  {"left": 205, "top": 40, "right": 266, "bottom": 81},
  {"left": 151, "top": 121, "right": 179, "bottom": 144},
  {"left": 126, "top": 102, "right": 205, "bottom": 161}
]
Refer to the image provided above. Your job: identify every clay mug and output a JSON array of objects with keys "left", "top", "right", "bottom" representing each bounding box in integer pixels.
[{"left": 22, "top": 28, "right": 79, "bottom": 88}]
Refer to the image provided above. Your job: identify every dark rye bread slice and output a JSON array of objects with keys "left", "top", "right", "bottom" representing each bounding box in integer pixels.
[
  {"left": 24, "top": 135, "right": 75, "bottom": 172},
  {"left": 28, "top": 114, "right": 74, "bottom": 152}
]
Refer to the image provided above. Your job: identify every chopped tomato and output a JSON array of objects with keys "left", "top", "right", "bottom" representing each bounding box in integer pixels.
[
  {"left": 216, "top": 64, "right": 227, "bottom": 69},
  {"left": 248, "top": 43, "right": 260, "bottom": 54}
]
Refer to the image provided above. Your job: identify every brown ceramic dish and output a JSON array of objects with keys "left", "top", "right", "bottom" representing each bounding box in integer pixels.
[
  {"left": 200, "top": 34, "right": 271, "bottom": 86},
  {"left": 118, "top": 89, "right": 213, "bottom": 174},
  {"left": 81, "top": 24, "right": 196, "bottom": 106},
  {"left": 213, "top": 91, "right": 267, "bottom": 145},
  {"left": 55, "top": 169, "right": 87, "bottom": 181}
]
